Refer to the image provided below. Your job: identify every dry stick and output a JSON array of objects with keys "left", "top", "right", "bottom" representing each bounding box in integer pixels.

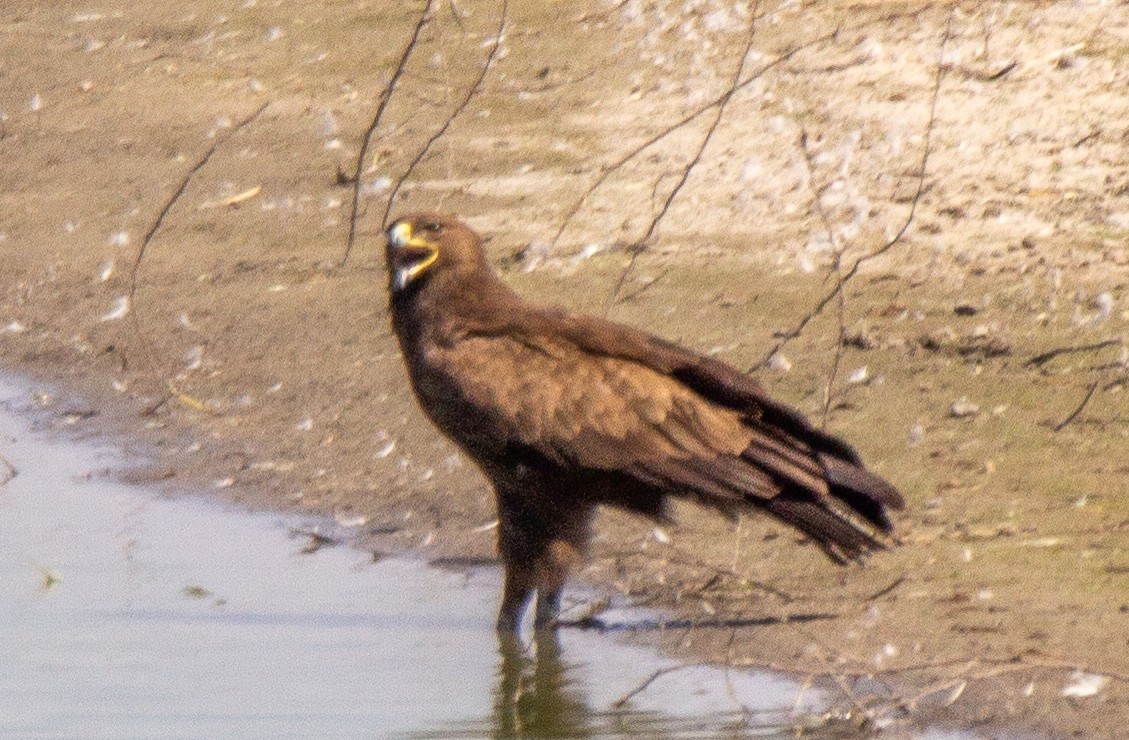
[
  {"left": 792, "top": 627, "right": 870, "bottom": 716},
  {"left": 341, "top": 0, "right": 436, "bottom": 266},
  {"left": 734, "top": 653, "right": 1129, "bottom": 723},
  {"left": 717, "top": 630, "right": 801, "bottom": 728},
  {"left": 733, "top": 655, "right": 969, "bottom": 677},
  {"left": 128, "top": 102, "right": 270, "bottom": 307},
  {"left": 865, "top": 573, "right": 907, "bottom": 601},
  {"left": 864, "top": 656, "right": 1122, "bottom": 723},
  {"left": 637, "top": 548, "right": 799, "bottom": 602},
  {"left": 548, "top": 27, "right": 836, "bottom": 255},
  {"left": 445, "top": 0, "right": 467, "bottom": 31},
  {"left": 1025, "top": 338, "right": 1120, "bottom": 369},
  {"left": 604, "top": 4, "right": 762, "bottom": 310},
  {"left": 0, "top": 454, "right": 16, "bottom": 485},
  {"left": 572, "top": 0, "right": 631, "bottom": 24},
  {"left": 792, "top": 126, "right": 852, "bottom": 426},
  {"left": 379, "top": 0, "right": 509, "bottom": 231},
  {"left": 824, "top": 283, "right": 849, "bottom": 425},
  {"left": 612, "top": 663, "right": 703, "bottom": 708},
  {"left": 127, "top": 101, "right": 270, "bottom": 372},
  {"left": 1052, "top": 379, "right": 1100, "bottom": 432},
  {"left": 721, "top": 627, "right": 757, "bottom": 720},
  {"left": 616, "top": 268, "right": 670, "bottom": 303},
  {"left": 548, "top": 3, "right": 933, "bottom": 256},
  {"left": 754, "top": 11, "right": 953, "bottom": 371}
]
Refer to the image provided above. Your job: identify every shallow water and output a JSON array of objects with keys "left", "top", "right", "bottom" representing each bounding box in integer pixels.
[
  {"left": 0, "top": 378, "right": 831, "bottom": 739},
  {"left": 1, "top": 376, "right": 995, "bottom": 739}
]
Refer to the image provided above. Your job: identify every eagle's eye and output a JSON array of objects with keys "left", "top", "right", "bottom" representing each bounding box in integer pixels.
[{"left": 422, "top": 221, "right": 443, "bottom": 234}]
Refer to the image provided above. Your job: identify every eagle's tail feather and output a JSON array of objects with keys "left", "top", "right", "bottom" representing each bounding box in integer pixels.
[
  {"left": 731, "top": 438, "right": 902, "bottom": 561},
  {"left": 763, "top": 495, "right": 885, "bottom": 563},
  {"left": 818, "top": 453, "right": 905, "bottom": 533},
  {"left": 638, "top": 435, "right": 902, "bottom": 563}
]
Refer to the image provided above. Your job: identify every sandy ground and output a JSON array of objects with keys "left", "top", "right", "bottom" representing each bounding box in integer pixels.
[{"left": 2, "top": 0, "right": 1127, "bottom": 735}]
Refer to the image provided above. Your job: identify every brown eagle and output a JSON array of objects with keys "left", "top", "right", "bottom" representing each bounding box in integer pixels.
[{"left": 384, "top": 212, "right": 904, "bottom": 633}]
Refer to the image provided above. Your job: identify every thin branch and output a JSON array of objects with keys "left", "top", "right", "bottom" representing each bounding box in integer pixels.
[
  {"left": 379, "top": 0, "right": 509, "bottom": 230},
  {"left": 721, "top": 628, "right": 754, "bottom": 717},
  {"left": 865, "top": 573, "right": 907, "bottom": 601},
  {"left": 754, "top": 10, "right": 952, "bottom": 371},
  {"left": 0, "top": 453, "right": 16, "bottom": 485},
  {"left": 605, "top": 3, "right": 762, "bottom": 310},
  {"left": 734, "top": 652, "right": 1129, "bottom": 686},
  {"left": 125, "top": 101, "right": 269, "bottom": 376},
  {"left": 341, "top": 0, "right": 436, "bottom": 265},
  {"left": 612, "top": 663, "right": 703, "bottom": 708},
  {"left": 617, "top": 268, "right": 670, "bottom": 303},
  {"left": 128, "top": 102, "right": 270, "bottom": 305},
  {"left": 551, "top": 26, "right": 840, "bottom": 254},
  {"left": 1052, "top": 380, "right": 1100, "bottom": 432},
  {"left": 864, "top": 655, "right": 1129, "bottom": 725},
  {"left": 604, "top": 546, "right": 800, "bottom": 602},
  {"left": 549, "top": 4, "right": 932, "bottom": 254},
  {"left": 792, "top": 126, "right": 851, "bottom": 426},
  {"left": 1025, "top": 339, "right": 1121, "bottom": 369},
  {"left": 823, "top": 286, "right": 849, "bottom": 425}
]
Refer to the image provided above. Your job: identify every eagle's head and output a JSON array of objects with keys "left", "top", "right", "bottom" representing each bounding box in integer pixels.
[{"left": 385, "top": 212, "right": 483, "bottom": 292}]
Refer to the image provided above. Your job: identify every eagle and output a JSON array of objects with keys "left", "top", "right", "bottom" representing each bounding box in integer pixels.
[{"left": 384, "top": 212, "right": 904, "bottom": 633}]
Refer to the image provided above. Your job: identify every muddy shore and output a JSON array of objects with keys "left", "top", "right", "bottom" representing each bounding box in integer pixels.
[{"left": 2, "top": 1, "right": 1126, "bottom": 736}]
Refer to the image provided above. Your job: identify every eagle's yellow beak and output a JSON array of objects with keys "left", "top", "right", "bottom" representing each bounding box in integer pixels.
[{"left": 387, "top": 221, "right": 439, "bottom": 290}]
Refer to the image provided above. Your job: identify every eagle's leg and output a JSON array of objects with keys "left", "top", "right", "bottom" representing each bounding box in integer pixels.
[
  {"left": 495, "top": 484, "right": 591, "bottom": 632},
  {"left": 534, "top": 588, "right": 561, "bottom": 629},
  {"left": 532, "top": 539, "right": 579, "bottom": 629},
  {"left": 497, "top": 561, "right": 536, "bottom": 633},
  {"left": 496, "top": 540, "right": 573, "bottom": 632},
  {"left": 495, "top": 489, "right": 541, "bottom": 632}
]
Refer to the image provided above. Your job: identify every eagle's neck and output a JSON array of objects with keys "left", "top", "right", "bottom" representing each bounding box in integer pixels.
[{"left": 390, "top": 266, "right": 522, "bottom": 347}]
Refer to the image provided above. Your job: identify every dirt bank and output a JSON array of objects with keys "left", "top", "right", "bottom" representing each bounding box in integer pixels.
[{"left": 2, "top": 1, "right": 1126, "bottom": 735}]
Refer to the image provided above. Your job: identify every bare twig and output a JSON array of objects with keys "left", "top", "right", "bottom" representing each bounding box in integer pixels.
[
  {"left": 721, "top": 628, "right": 752, "bottom": 716},
  {"left": 0, "top": 454, "right": 16, "bottom": 485},
  {"left": 128, "top": 102, "right": 270, "bottom": 306},
  {"left": 865, "top": 573, "right": 907, "bottom": 601},
  {"left": 551, "top": 26, "right": 840, "bottom": 254},
  {"left": 754, "top": 11, "right": 953, "bottom": 370},
  {"left": 622, "top": 548, "right": 799, "bottom": 602},
  {"left": 792, "top": 126, "right": 851, "bottom": 425},
  {"left": 549, "top": 5, "right": 931, "bottom": 256},
  {"left": 612, "top": 663, "right": 703, "bottom": 708},
  {"left": 823, "top": 285, "right": 849, "bottom": 425},
  {"left": 866, "top": 655, "right": 1129, "bottom": 724},
  {"left": 341, "top": 0, "right": 436, "bottom": 265},
  {"left": 606, "top": 3, "right": 761, "bottom": 309},
  {"left": 126, "top": 101, "right": 269, "bottom": 375},
  {"left": 1052, "top": 380, "right": 1100, "bottom": 432},
  {"left": 1025, "top": 339, "right": 1120, "bottom": 369},
  {"left": 792, "top": 629, "right": 870, "bottom": 715},
  {"left": 380, "top": 0, "right": 509, "bottom": 230},
  {"left": 445, "top": 0, "right": 467, "bottom": 31},
  {"left": 616, "top": 268, "right": 670, "bottom": 303}
]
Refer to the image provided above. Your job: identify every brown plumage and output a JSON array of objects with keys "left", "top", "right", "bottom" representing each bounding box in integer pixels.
[{"left": 384, "top": 212, "right": 904, "bottom": 633}]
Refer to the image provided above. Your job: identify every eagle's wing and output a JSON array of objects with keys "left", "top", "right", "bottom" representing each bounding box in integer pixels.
[
  {"left": 429, "top": 314, "right": 856, "bottom": 512},
  {"left": 430, "top": 328, "right": 749, "bottom": 468},
  {"left": 427, "top": 306, "right": 902, "bottom": 559},
  {"left": 548, "top": 309, "right": 868, "bottom": 465},
  {"left": 548, "top": 309, "right": 905, "bottom": 518}
]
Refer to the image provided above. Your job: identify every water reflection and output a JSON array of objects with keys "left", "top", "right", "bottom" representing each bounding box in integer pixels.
[
  {"left": 418, "top": 630, "right": 796, "bottom": 739},
  {"left": 494, "top": 633, "right": 591, "bottom": 737}
]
